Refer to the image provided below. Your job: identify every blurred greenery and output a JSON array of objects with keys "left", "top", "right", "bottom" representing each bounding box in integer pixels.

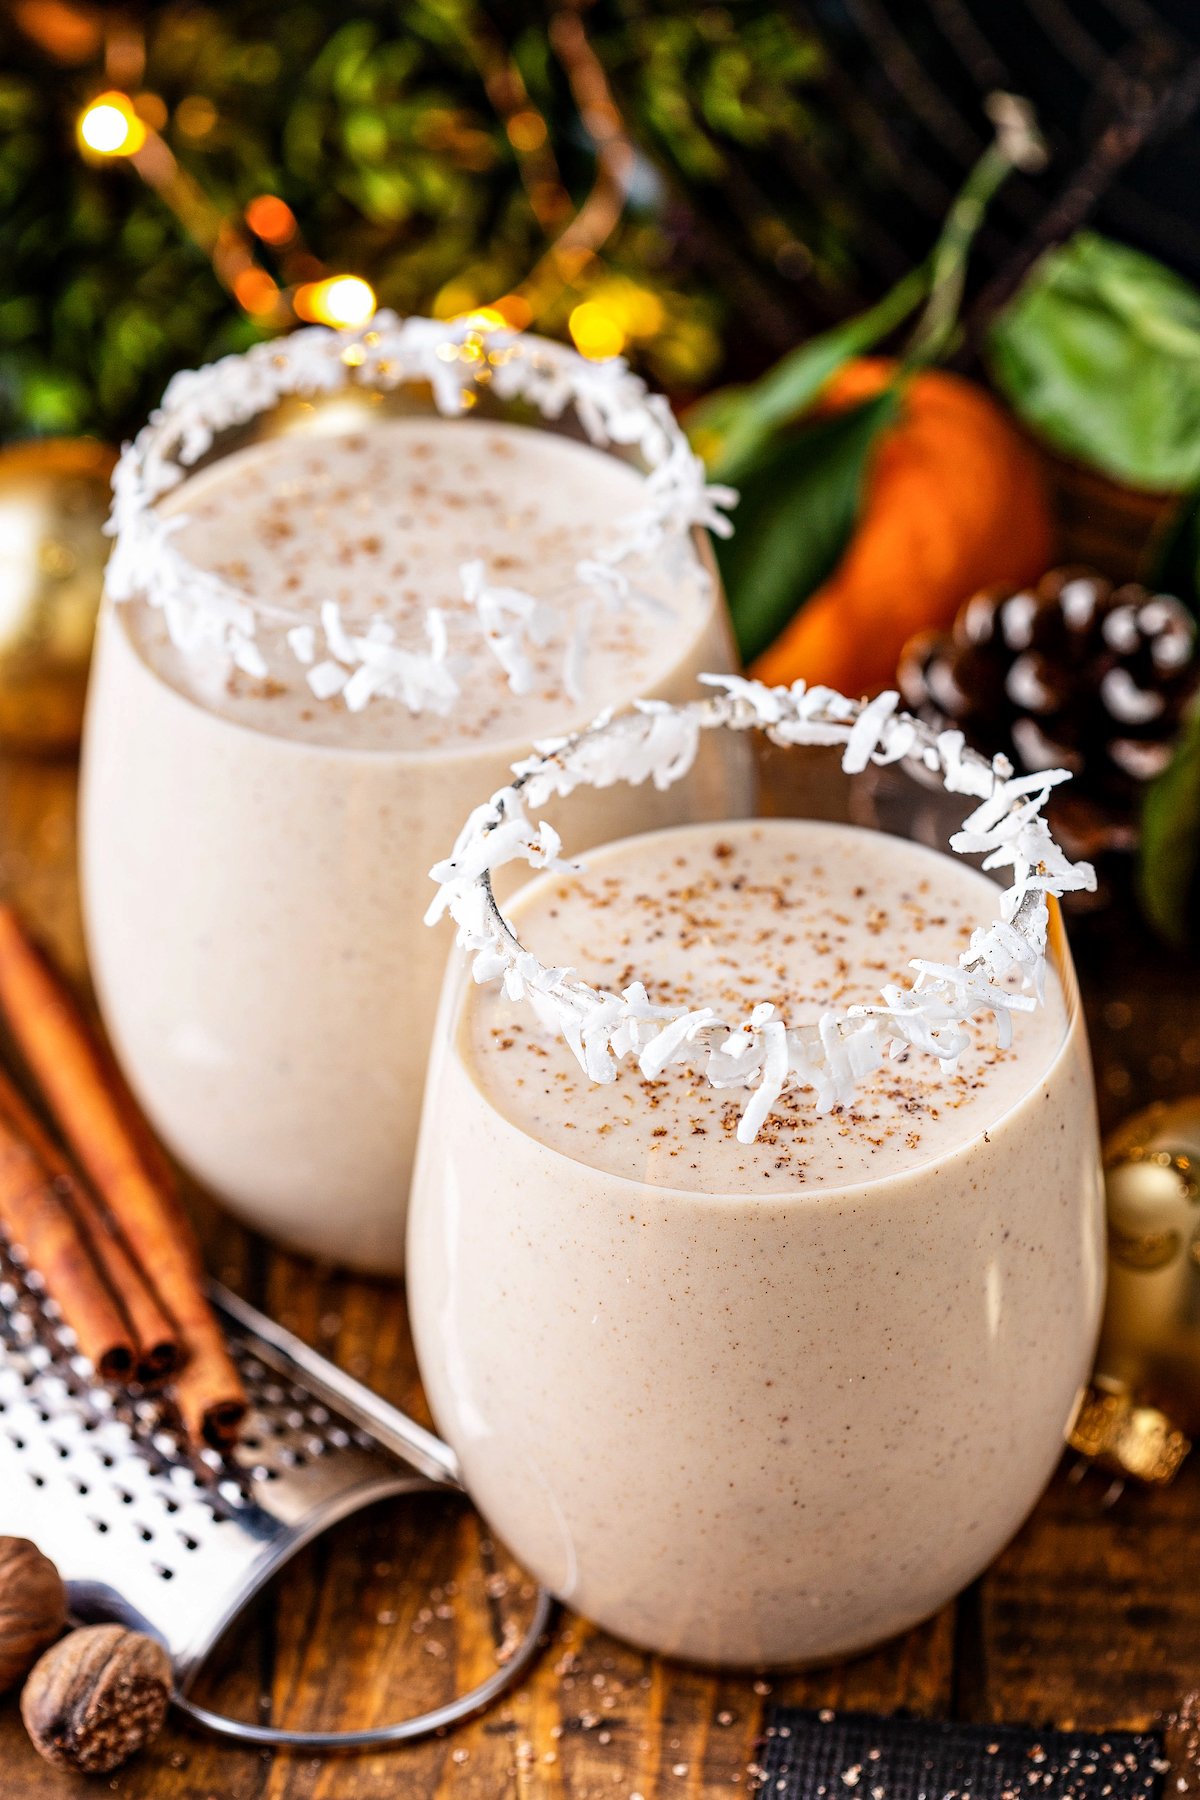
[
  {"left": 596, "top": 8, "right": 854, "bottom": 284},
  {"left": 0, "top": 0, "right": 852, "bottom": 445},
  {"left": 2, "top": 2, "right": 533, "bottom": 438},
  {"left": 714, "top": 384, "right": 901, "bottom": 663}
]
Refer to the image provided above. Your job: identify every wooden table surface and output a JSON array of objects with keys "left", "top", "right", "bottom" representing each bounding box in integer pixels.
[{"left": 2, "top": 746, "right": 1199, "bottom": 1800}]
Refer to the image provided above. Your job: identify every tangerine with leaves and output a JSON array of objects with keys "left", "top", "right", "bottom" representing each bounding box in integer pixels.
[{"left": 751, "top": 358, "right": 1055, "bottom": 698}]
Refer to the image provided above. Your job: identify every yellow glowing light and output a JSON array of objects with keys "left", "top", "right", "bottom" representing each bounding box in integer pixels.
[
  {"left": 294, "top": 275, "right": 376, "bottom": 330},
  {"left": 78, "top": 92, "right": 146, "bottom": 157},
  {"left": 568, "top": 302, "right": 626, "bottom": 361},
  {"left": 433, "top": 280, "right": 477, "bottom": 320},
  {"left": 617, "top": 286, "right": 665, "bottom": 339},
  {"left": 507, "top": 109, "right": 548, "bottom": 153},
  {"left": 584, "top": 279, "right": 666, "bottom": 341},
  {"left": 458, "top": 307, "right": 507, "bottom": 332}
]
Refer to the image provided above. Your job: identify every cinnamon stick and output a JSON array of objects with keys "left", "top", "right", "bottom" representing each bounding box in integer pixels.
[
  {"left": 0, "top": 1087, "right": 134, "bottom": 1382},
  {"left": 0, "top": 1069, "right": 178, "bottom": 1383},
  {"left": 0, "top": 907, "right": 245, "bottom": 1447}
]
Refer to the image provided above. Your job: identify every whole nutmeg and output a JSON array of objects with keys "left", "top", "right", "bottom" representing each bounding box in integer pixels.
[
  {"left": 0, "top": 1536, "right": 67, "bottom": 1693},
  {"left": 21, "top": 1623, "right": 172, "bottom": 1774}
]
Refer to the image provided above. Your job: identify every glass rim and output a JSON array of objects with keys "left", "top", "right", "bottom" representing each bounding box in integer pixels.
[
  {"left": 426, "top": 676, "right": 1097, "bottom": 1144},
  {"left": 102, "top": 313, "right": 736, "bottom": 717}
]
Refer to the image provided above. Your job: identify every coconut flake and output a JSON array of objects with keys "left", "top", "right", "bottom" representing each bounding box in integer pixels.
[
  {"left": 105, "top": 314, "right": 737, "bottom": 717},
  {"left": 307, "top": 660, "right": 349, "bottom": 700},
  {"left": 287, "top": 624, "right": 316, "bottom": 665},
  {"left": 428, "top": 679, "right": 1095, "bottom": 1144}
]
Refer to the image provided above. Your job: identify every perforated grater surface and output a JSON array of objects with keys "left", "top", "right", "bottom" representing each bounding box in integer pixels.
[{"left": 0, "top": 1243, "right": 551, "bottom": 1749}]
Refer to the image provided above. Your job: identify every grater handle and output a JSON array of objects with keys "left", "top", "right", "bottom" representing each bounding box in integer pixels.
[
  {"left": 184, "top": 1284, "right": 554, "bottom": 1748},
  {"left": 209, "top": 1282, "right": 462, "bottom": 1490},
  {"left": 171, "top": 1583, "right": 554, "bottom": 1750}
]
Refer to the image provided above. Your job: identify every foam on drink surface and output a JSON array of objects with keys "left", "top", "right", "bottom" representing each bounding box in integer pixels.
[
  {"left": 464, "top": 818, "right": 1070, "bottom": 1193},
  {"left": 123, "top": 416, "right": 709, "bottom": 753}
]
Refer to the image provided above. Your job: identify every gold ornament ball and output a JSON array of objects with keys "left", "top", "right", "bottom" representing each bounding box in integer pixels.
[
  {"left": 0, "top": 438, "right": 117, "bottom": 754},
  {"left": 1069, "top": 1096, "right": 1200, "bottom": 1483}
]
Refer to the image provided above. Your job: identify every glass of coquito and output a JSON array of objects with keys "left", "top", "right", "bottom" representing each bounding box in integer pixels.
[
  {"left": 80, "top": 317, "right": 752, "bottom": 1272},
  {"left": 409, "top": 680, "right": 1106, "bottom": 1667}
]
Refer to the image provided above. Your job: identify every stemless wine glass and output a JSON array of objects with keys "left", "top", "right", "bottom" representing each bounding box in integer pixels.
[
  {"left": 79, "top": 317, "right": 753, "bottom": 1274},
  {"left": 407, "top": 686, "right": 1106, "bottom": 1667}
]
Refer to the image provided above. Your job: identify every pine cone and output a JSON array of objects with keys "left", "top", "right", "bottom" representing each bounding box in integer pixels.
[{"left": 899, "top": 567, "right": 1199, "bottom": 856}]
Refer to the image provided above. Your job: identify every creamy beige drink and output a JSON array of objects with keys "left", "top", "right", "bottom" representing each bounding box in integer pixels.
[
  {"left": 408, "top": 817, "right": 1105, "bottom": 1666},
  {"left": 81, "top": 406, "right": 748, "bottom": 1273}
]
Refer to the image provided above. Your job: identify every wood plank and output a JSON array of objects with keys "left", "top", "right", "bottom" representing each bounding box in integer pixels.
[
  {"left": 2, "top": 748, "right": 1198, "bottom": 1792},
  {"left": 968, "top": 901, "right": 1200, "bottom": 1751},
  {"left": 967, "top": 1457, "right": 1200, "bottom": 1732}
]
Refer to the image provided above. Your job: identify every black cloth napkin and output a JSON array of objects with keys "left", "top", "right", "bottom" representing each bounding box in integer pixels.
[{"left": 758, "top": 1706, "right": 1166, "bottom": 1800}]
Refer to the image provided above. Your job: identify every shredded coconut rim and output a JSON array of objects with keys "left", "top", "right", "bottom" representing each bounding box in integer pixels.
[
  {"left": 103, "top": 314, "right": 736, "bottom": 715},
  {"left": 426, "top": 677, "right": 1097, "bottom": 1144}
]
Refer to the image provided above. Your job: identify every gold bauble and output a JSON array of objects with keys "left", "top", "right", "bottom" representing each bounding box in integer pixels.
[
  {"left": 0, "top": 438, "right": 117, "bottom": 754},
  {"left": 1068, "top": 1097, "right": 1200, "bottom": 1483}
]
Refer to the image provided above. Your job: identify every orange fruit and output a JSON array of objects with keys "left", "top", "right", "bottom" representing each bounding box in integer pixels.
[{"left": 751, "top": 357, "right": 1056, "bottom": 697}]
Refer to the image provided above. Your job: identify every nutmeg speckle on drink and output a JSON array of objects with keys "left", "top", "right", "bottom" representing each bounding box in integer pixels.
[{"left": 464, "top": 819, "right": 1060, "bottom": 1191}]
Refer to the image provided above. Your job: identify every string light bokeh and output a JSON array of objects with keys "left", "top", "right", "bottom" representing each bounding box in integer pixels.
[
  {"left": 65, "top": 6, "right": 665, "bottom": 354},
  {"left": 8, "top": 0, "right": 835, "bottom": 441},
  {"left": 78, "top": 91, "right": 145, "bottom": 157},
  {"left": 75, "top": 88, "right": 379, "bottom": 332}
]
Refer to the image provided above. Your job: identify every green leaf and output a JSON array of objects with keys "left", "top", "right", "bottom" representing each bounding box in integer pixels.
[
  {"left": 988, "top": 231, "right": 1200, "bottom": 492},
  {"left": 690, "top": 265, "right": 925, "bottom": 484},
  {"left": 1139, "top": 703, "right": 1200, "bottom": 948},
  {"left": 715, "top": 385, "right": 901, "bottom": 665}
]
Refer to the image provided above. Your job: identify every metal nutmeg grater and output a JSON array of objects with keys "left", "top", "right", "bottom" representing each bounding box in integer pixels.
[{"left": 0, "top": 1254, "right": 551, "bottom": 1751}]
